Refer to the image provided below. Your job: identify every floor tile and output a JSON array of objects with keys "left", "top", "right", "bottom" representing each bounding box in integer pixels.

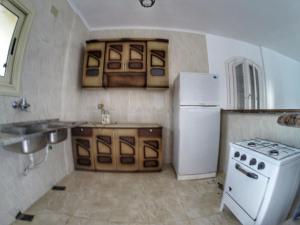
[{"left": 11, "top": 166, "right": 240, "bottom": 225}]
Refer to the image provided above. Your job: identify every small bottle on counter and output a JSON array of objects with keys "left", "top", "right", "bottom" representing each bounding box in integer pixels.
[
  {"left": 101, "top": 110, "right": 111, "bottom": 124},
  {"left": 98, "top": 103, "right": 104, "bottom": 124}
]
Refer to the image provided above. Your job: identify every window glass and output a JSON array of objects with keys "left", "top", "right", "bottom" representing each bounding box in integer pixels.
[
  {"left": 235, "top": 64, "right": 244, "bottom": 109},
  {"left": 0, "top": 4, "right": 18, "bottom": 78},
  {"left": 249, "top": 65, "right": 255, "bottom": 109},
  {"left": 255, "top": 68, "right": 260, "bottom": 108}
]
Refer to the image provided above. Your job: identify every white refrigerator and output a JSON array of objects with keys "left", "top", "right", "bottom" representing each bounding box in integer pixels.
[{"left": 173, "top": 72, "right": 221, "bottom": 180}]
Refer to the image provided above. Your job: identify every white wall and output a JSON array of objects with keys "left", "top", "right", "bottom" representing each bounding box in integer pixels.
[
  {"left": 262, "top": 47, "right": 300, "bottom": 109},
  {"left": 0, "top": 0, "right": 88, "bottom": 224},
  {"left": 206, "top": 34, "right": 263, "bottom": 108},
  {"left": 206, "top": 34, "right": 300, "bottom": 110}
]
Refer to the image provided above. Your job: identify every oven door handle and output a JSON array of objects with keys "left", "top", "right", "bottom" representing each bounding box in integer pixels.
[{"left": 235, "top": 163, "right": 258, "bottom": 179}]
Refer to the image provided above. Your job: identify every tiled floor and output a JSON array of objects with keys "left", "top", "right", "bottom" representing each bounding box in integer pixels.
[{"left": 12, "top": 166, "right": 240, "bottom": 225}]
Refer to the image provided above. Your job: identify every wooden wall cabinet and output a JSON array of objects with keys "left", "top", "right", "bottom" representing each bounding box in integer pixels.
[
  {"left": 147, "top": 40, "right": 169, "bottom": 88},
  {"left": 81, "top": 39, "right": 168, "bottom": 88},
  {"left": 104, "top": 42, "right": 146, "bottom": 73},
  {"left": 82, "top": 42, "right": 105, "bottom": 88},
  {"left": 71, "top": 126, "right": 163, "bottom": 172},
  {"left": 72, "top": 127, "right": 95, "bottom": 170},
  {"left": 104, "top": 41, "right": 147, "bottom": 88}
]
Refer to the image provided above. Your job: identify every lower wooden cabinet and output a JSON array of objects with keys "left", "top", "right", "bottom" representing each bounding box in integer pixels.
[
  {"left": 115, "top": 129, "right": 139, "bottom": 171},
  {"left": 138, "top": 128, "right": 163, "bottom": 171},
  {"left": 93, "top": 129, "right": 116, "bottom": 171},
  {"left": 71, "top": 126, "right": 162, "bottom": 172},
  {"left": 72, "top": 127, "right": 95, "bottom": 171}
]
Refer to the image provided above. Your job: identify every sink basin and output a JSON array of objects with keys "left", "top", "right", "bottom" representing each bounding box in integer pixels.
[
  {"left": 3, "top": 133, "right": 48, "bottom": 154},
  {"left": 47, "top": 128, "right": 67, "bottom": 144},
  {"left": 1, "top": 125, "right": 46, "bottom": 135},
  {"left": 0, "top": 121, "right": 70, "bottom": 154}
]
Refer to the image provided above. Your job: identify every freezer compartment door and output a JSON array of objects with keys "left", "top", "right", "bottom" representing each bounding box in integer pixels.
[
  {"left": 179, "top": 73, "right": 220, "bottom": 106},
  {"left": 178, "top": 106, "right": 220, "bottom": 175}
]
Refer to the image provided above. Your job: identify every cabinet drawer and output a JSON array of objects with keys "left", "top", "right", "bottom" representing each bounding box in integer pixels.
[
  {"left": 138, "top": 128, "right": 162, "bottom": 137},
  {"left": 72, "top": 127, "right": 93, "bottom": 137}
]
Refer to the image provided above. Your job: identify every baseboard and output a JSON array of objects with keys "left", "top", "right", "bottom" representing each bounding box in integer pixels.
[{"left": 176, "top": 172, "right": 217, "bottom": 180}]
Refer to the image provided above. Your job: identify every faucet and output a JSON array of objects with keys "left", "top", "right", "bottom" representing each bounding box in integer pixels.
[{"left": 12, "top": 97, "right": 30, "bottom": 111}]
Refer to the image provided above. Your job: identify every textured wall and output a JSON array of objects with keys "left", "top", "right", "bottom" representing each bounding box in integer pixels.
[
  {"left": 63, "top": 29, "right": 209, "bottom": 163},
  {"left": 0, "top": 0, "right": 88, "bottom": 224},
  {"left": 262, "top": 47, "right": 300, "bottom": 109},
  {"left": 219, "top": 112, "right": 300, "bottom": 173},
  {"left": 206, "top": 34, "right": 263, "bottom": 108}
]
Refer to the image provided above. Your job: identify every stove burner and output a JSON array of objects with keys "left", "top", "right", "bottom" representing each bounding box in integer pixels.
[
  {"left": 269, "top": 150, "right": 279, "bottom": 156},
  {"left": 248, "top": 142, "right": 256, "bottom": 147}
]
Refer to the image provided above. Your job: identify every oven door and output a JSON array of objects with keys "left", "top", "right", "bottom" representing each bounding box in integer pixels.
[{"left": 225, "top": 160, "right": 269, "bottom": 220}]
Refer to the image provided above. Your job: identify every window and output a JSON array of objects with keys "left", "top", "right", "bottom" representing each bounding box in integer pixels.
[
  {"left": 226, "top": 57, "right": 266, "bottom": 109},
  {"left": 0, "top": 0, "right": 33, "bottom": 96}
]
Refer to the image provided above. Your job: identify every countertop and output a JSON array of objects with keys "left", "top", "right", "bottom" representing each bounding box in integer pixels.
[
  {"left": 80, "top": 122, "right": 162, "bottom": 128},
  {"left": 0, "top": 119, "right": 86, "bottom": 146},
  {"left": 222, "top": 109, "right": 300, "bottom": 114}
]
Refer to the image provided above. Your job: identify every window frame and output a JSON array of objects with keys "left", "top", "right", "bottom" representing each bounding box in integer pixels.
[
  {"left": 226, "top": 57, "right": 266, "bottom": 109},
  {"left": 0, "top": 0, "right": 33, "bottom": 96}
]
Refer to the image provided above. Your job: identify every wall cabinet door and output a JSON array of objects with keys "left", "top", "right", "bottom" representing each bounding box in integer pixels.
[
  {"left": 82, "top": 42, "right": 105, "bottom": 87},
  {"left": 138, "top": 128, "right": 163, "bottom": 171},
  {"left": 147, "top": 41, "right": 169, "bottom": 88},
  {"left": 72, "top": 137, "right": 95, "bottom": 171},
  {"left": 105, "top": 42, "right": 126, "bottom": 73},
  {"left": 115, "top": 129, "right": 139, "bottom": 171},
  {"left": 126, "top": 42, "right": 146, "bottom": 73},
  {"left": 93, "top": 129, "right": 116, "bottom": 171}
]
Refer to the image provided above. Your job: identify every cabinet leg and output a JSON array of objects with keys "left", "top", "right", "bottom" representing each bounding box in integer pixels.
[{"left": 220, "top": 200, "right": 225, "bottom": 212}]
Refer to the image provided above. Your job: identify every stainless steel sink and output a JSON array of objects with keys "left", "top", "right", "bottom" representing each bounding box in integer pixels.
[
  {"left": 0, "top": 121, "right": 71, "bottom": 154},
  {"left": 1, "top": 124, "right": 46, "bottom": 135},
  {"left": 47, "top": 128, "right": 67, "bottom": 144},
  {"left": 3, "top": 133, "right": 48, "bottom": 154}
]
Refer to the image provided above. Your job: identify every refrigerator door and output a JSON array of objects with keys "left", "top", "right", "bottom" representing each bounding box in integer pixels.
[
  {"left": 179, "top": 72, "right": 220, "bottom": 106},
  {"left": 178, "top": 106, "right": 220, "bottom": 176}
]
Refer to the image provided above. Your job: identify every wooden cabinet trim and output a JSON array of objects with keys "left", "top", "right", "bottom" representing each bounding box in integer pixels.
[
  {"left": 72, "top": 127, "right": 93, "bottom": 137},
  {"left": 86, "top": 38, "right": 169, "bottom": 43},
  {"left": 138, "top": 128, "right": 162, "bottom": 137}
]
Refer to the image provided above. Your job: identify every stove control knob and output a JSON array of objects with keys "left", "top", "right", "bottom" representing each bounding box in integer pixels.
[
  {"left": 234, "top": 152, "right": 240, "bottom": 158},
  {"left": 249, "top": 158, "right": 257, "bottom": 166},
  {"left": 240, "top": 154, "right": 247, "bottom": 161},
  {"left": 258, "top": 162, "right": 265, "bottom": 170}
]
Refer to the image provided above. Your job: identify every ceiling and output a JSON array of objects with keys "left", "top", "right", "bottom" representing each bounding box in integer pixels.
[{"left": 68, "top": 0, "right": 300, "bottom": 62}]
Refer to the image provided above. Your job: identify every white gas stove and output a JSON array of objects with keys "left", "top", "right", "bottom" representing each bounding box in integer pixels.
[{"left": 221, "top": 139, "right": 300, "bottom": 225}]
